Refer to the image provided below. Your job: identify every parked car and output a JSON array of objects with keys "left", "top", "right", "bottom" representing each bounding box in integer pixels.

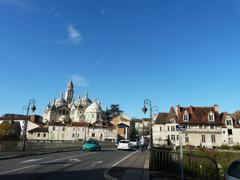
[
  {"left": 224, "top": 160, "right": 240, "bottom": 180},
  {"left": 130, "top": 141, "right": 139, "bottom": 149},
  {"left": 82, "top": 139, "right": 101, "bottom": 151},
  {"left": 117, "top": 140, "right": 133, "bottom": 151}
]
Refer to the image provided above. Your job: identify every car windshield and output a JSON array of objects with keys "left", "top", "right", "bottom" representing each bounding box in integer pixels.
[
  {"left": 86, "top": 140, "right": 97, "bottom": 144},
  {"left": 228, "top": 161, "right": 240, "bottom": 178}
]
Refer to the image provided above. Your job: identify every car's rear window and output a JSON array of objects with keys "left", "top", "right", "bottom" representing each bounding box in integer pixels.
[
  {"left": 228, "top": 161, "right": 240, "bottom": 178},
  {"left": 86, "top": 140, "right": 96, "bottom": 144}
]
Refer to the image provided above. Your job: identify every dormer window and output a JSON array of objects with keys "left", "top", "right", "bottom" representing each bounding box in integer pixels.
[
  {"left": 208, "top": 111, "right": 215, "bottom": 121},
  {"left": 183, "top": 111, "right": 189, "bottom": 121}
]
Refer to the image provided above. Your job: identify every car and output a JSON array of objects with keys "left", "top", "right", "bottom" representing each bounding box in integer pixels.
[
  {"left": 82, "top": 139, "right": 101, "bottom": 151},
  {"left": 117, "top": 140, "right": 133, "bottom": 151},
  {"left": 224, "top": 160, "right": 240, "bottom": 180},
  {"left": 130, "top": 141, "right": 139, "bottom": 149}
]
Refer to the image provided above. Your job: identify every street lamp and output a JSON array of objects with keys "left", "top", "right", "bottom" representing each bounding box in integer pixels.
[
  {"left": 142, "top": 99, "right": 153, "bottom": 148},
  {"left": 22, "top": 99, "right": 36, "bottom": 151}
]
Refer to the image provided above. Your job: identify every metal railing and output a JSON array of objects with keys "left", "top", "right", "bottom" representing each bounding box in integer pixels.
[{"left": 150, "top": 147, "right": 219, "bottom": 180}]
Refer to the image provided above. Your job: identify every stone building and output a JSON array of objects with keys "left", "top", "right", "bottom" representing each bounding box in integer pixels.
[
  {"left": 153, "top": 105, "right": 224, "bottom": 148},
  {"left": 43, "top": 81, "right": 105, "bottom": 124}
]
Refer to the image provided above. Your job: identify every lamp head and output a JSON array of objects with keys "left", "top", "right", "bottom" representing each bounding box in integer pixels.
[
  {"left": 31, "top": 104, "right": 36, "bottom": 112},
  {"left": 142, "top": 105, "right": 148, "bottom": 114}
]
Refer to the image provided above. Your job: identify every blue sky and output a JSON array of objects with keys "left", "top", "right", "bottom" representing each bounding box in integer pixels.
[{"left": 0, "top": 0, "right": 240, "bottom": 118}]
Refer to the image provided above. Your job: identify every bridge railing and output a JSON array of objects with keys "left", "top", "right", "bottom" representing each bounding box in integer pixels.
[{"left": 150, "top": 147, "right": 219, "bottom": 180}]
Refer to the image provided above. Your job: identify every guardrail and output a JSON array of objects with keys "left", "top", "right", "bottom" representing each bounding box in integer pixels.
[
  {"left": 0, "top": 140, "right": 116, "bottom": 152},
  {"left": 150, "top": 147, "right": 219, "bottom": 180}
]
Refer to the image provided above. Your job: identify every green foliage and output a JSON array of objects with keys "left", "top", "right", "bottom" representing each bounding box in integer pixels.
[
  {"left": 219, "top": 144, "right": 229, "bottom": 149},
  {"left": 129, "top": 120, "right": 138, "bottom": 141},
  {"left": 106, "top": 104, "right": 123, "bottom": 120},
  {"left": 232, "top": 144, "right": 240, "bottom": 150},
  {"left": 188, "top": 150, "right": 240, "bottom": 179},
  {"left": 0, "top": 122, "right": 20, "bottom": 140}
]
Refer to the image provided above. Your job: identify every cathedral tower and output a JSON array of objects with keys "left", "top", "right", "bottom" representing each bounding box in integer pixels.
[{"left": 65, "top": 80, "right": 74, "bottom": 104}]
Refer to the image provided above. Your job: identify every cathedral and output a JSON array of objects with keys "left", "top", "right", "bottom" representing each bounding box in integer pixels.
[{"left": 43, "top": 81, "right": 104, "bottom": 124}]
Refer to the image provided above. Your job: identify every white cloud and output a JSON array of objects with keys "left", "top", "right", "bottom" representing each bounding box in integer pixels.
[
  {"left": 0, "top": 0, "right": 28, "bottom": 8},
  {"left": 69, "top": 74, "right": 89, "bottom": 87},
  {"left": 67, "top": 25, "right": 82, "bottom": 44}
]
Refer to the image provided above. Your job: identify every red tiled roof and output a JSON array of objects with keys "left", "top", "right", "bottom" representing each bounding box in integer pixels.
[
  {"left": 28, "top": 127, "right": 48, "bottom": 133},
  {"left": 176, "top": 106, "right": 223, "bottom": 125}
]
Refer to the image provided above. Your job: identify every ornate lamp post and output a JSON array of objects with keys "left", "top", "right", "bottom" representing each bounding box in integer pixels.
[
  {"left": 142, "top": 99, "right": 153, "bottom": 148},
  {"left": 22, "top": 99, "right": 36, "bottom": 151}
]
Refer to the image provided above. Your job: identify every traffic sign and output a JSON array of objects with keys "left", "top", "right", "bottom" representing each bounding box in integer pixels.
[{"left": 176, "top": 125, "right": 186, "bottom": 131}]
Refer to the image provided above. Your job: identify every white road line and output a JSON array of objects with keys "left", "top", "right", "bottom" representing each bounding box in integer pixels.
[
  {"left": 0, "top": 152, "right": 95, "bottom": 175},
  {"left": 0, "top": 165, "right": 38, "bottom": 175},
  {"left": 20, "top": 158, "right": 45, "bottom": 164},
  {"left": 104, "top": 151, "right": 138, "bottom": 180}
]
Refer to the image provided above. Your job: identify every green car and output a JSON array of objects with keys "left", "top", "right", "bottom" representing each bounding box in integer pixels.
[{"left": 82, "top": 139, "right": 101, "bottom": 151}]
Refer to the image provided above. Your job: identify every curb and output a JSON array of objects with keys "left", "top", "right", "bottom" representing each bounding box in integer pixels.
[
  {"left": 104, "top": 151, "right": 138, "bottom": 180},
  {"left": 0, "top": 148, "right": 79, "bottom": 160}
]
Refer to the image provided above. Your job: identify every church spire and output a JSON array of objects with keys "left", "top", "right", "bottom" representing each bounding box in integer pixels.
[{"left": 65, "top": 80, "right": 74, "bottom": 104}]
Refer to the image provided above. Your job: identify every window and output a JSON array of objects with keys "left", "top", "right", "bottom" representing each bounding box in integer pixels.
[
  {"left": 183, "top": 111, "right": 189, "bottom": 121},
  {"left": 167, "top": 126, "right": 170, "bottom": 131},
  {"left": 72, "top": 134, "right": 75, "bottom": 137},
  {"left": 177, "top": 135, "right": 179, "bottom": 141},
  {"left": 185, "top": 136, "right": 189, "bottom": 143},
  {"left": 59, "top": 110, "right": 62, "bottom": 114},
  {"left": 171, "top": 135, "right": 175, "bottom": 141},
  {"left": 62, "top": 127, "right": 65, "bottom": 131},
  {"left": 201, "top": 135, "right": 206, "bottom": 143},
  {"left": 43, "top": 133, "right": 46, "bottom": 137},
  {"left": 211, "top": 135, "right": 216, "bottom": 143},
  {"left": 227, "top": 120, "right": 232, "bottom": 126},
  {"left": 228, "top": 129, "right": 233, "bottom": 135},
  {"left": 92, "top": 133, "right": 95, "bottom": 137},
  {"left": 171, "top": 126, "right": 175, "bottom": 131},
  {"left": 223, "top": 131, "right": 225, "bottom": 134},
  {"left": 208, "top": 112, "right": 215, "bottom": 121},
  {"left": 199, "top": 125, "right": 203, "bottom": 129},
  {"left": 92, "top": 114, "right": 94, "bottom": 118},
  {"left": 210, "top": 125, "right": 214, "bottom": 129},
  {"left": 37, "top": 133, "right": 40, "bottom": 137},
  {"left": 160, "top": 126, "right": 162, "bottom": 131},
  {"left": 63, "top": 109, "right": 65, "bottom": 115},
  {"left": 66, "top": 111, "right": 69, "bottom": 115},
  {"left": 52, "top": 126, "right": 55, "bottom": 131}
]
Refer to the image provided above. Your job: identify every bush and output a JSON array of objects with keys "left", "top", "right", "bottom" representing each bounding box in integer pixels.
[
  {"left": 232, "top": 145, "right": 240, "bottom": 150},
  {"left": 219, "top": 144, "right": 229, "bottom": 149}
]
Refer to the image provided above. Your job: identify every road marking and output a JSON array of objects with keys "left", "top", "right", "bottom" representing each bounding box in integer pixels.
[
  {"left": 20, "top": 158, "right": 44, "bottom": 164},
  {"left": 104, "top": 151, "right": 138, "bottom": 180},
  {"left": 69, "top": 158, "right": 80, "bottom": 162},
  {"left": 86, "top": 160, "right": 104, "bottom": 170},
  {"left": 0, "top": 152, "right": 95, "bottom": 175},
  {"left": 0, "top": 165, "right": 38, "bottom": 175}
]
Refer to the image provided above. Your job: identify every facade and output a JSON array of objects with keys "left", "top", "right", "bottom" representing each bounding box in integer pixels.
[
  {"left": 222, "top": 112, "right": 240, "bottom": 146},
  {"left": 43, "top": 81, "right": 105, "bottom": 124},
  {"left": 28, "top": 127, "right": 49, "bottom": 140},
  {"left": 112, "top": 114, "right": 131, "bottom": 140},
  {"left": 48, "top": 121, "right": 116, "bottom": 142},
  {"left": 0, "top": 114, "right": 44, "bottom": 138},
  {"left": 153, "top": 105, "right": 224, "bottom": 148}
]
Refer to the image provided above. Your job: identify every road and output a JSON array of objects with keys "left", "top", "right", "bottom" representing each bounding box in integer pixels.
[{"left": 0, "top": 148, "right": 136, "bottom": 180}]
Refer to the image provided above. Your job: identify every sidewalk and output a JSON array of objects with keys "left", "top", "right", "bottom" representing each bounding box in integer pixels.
[{"left": 106, "top": 150, "right": 149, "bottom": 180}]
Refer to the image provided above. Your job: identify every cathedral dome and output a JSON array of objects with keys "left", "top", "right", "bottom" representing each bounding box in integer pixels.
[
  {"left": 58, "top": 115, "right": 69, "bottom": 122},
  {"left": 55, "top": 93, "right": 67, "bottom": 107},
  {"left": 85, "top": 102, "right": 102, "bottom": 113}
]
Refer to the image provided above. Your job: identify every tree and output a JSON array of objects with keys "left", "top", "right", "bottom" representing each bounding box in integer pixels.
[
  {"left": 129, "top": 120, "right": 138, "bottom": 141},
  {"left": 106, "top": 104, "right": 123, "bottom": 120},
  {"left": 0, "top": 121, "right": 21, "bottom": 140}
]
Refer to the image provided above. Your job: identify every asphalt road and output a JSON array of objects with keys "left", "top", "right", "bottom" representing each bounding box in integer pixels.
[{"left": 0, "top": 148, "right": 135, "bottom": 180}]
